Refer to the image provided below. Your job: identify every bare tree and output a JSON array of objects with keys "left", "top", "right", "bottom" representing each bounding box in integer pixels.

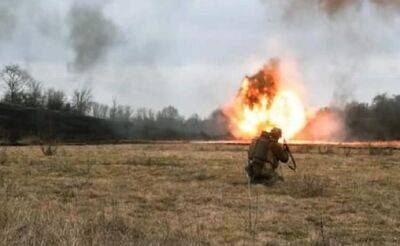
[
  {"left": 115, "top": 105, "right": 133, "bottom": 121},
  {"left": 134, "top": 107, "right": 155, "bottom": 123},
  {"left": 0, "top": 64, "right": 30, "bottom": 104},
  {"left": 92, "top": 102, "right": 109, "bottom": 119},
  {"left": 91, "top": 102, "right": 101, "bottom": 118},
  {"left": 99, "top": 104, "right": 109, "bottom": 119},
  {"left": 185, "top": 114, "right": 203, "bottom": 135},
  {"left": 109, "top": 98, "right": 117, "bottom": 121},
  {"left": 23, "top": 79, "right": 43, "bottom": 108},
  {"left": 72, "top": 87, "right": 92, "bottom": 115},
  {"left": 156, "top": 106, "right": 184, "bottom": 131},
  {"left": 157, "top": 106, "right": 181, "bottom": 121},
  {"left": 45, "top": 88, "right": 66, "bottom": 111},
  {"left": 122, "top": 105, "right": 133, "bottom": 121}
]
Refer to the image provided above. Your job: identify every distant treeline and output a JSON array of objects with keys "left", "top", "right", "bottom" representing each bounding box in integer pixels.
[
  {"left": 1, "top": 64, "right": 399, "bottom": 143},
  {"left": 344, "top": 94, "right": 400, "bottom": 140},
  {"left": 0, "top": 103, "right": 116, "bottom": 143},
  {"left": 0, "top": 64, "right": 230, "bottom": 143},
  {"left": 298, "top": 93, "right": 400, "bottom": 141}
]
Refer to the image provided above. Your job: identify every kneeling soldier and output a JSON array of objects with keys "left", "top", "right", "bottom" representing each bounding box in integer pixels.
[{"left": 246, "top": 127, "right": 289, "bottom": 183}]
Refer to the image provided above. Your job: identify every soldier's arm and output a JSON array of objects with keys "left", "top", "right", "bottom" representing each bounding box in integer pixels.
[{"left": 271, "top": 142, "right": 289, "bottom": 163}]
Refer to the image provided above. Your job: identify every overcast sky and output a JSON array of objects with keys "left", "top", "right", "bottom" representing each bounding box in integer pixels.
[{"left": 0, "top": 0, "right": 399, "bottom": 117}]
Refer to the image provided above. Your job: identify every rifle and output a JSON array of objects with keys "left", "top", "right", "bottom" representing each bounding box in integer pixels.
[{"left": 283, "top": 139, "right": 297, "bottom": 171}]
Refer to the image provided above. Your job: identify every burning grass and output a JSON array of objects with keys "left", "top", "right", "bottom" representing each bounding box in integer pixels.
[{"left": 0, "top": 143, "right": 399, "bottom": 244}]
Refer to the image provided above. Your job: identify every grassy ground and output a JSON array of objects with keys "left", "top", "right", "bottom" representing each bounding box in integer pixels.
[{"left": 0, "top": 143, "right": 399, "bottom": 245}]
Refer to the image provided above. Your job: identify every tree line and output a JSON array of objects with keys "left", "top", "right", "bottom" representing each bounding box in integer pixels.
[
  {"left": 0, "top": 64, "right": 92, "bottom": 114},
  {"left": 1, "top": 64, "right": 399, "bottom": 141},
  {"left": 344, "top": 94, "right": 400, "bottom": 140},
  {"left": 0, "top": 64, "right": 230, "bottom": 140}
]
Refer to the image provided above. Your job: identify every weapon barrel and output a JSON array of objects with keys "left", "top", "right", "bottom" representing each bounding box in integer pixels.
[{"left": 284, "top": 140, "right": 297, "bottom": 171}]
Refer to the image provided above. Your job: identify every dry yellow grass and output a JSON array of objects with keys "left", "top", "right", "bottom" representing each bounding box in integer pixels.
[{"left": 0, "top": 143, "right": 399, "bottom": 245}]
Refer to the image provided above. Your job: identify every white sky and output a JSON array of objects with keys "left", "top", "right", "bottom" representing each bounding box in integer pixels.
[{"left": 0, "top": 0, "right": 399, "bottom": 117}]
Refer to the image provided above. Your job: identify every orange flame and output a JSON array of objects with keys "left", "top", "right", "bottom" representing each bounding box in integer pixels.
[{"left": 225, "top": 59, "right": 306, "bottom": 140}]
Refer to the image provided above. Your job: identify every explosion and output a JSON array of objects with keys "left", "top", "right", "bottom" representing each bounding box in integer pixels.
[{"left": 225, "top": 59, "right": 306, "bottom": 140}]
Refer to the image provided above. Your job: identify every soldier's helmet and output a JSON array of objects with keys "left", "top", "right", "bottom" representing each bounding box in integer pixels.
[
  {"left": 270, "top": 127, "right": 282, "bottom": 140},
  {"left": 260, "top": 131, "right": 269, "bottom": 138}
]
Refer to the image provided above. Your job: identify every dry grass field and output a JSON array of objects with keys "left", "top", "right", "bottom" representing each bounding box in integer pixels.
[{"left": 0, "top": 143, "right": 399, "bottom": 245}]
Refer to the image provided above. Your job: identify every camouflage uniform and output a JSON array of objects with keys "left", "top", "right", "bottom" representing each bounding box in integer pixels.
[{"left": 246, "top": 128, "right": 289, "bottom": 182}]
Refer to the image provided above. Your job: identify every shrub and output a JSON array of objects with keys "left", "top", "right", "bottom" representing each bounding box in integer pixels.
[
  {"left": 40, "top": 143, "right": 58, "bottom": 156},
  {"left": 285, "top": 174, "right": 330, "bottom": 198}
]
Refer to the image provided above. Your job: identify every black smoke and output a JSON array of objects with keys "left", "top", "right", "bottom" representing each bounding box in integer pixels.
[
  {"left": 0, "top": 0, "right": 16, "bottom": 40},
  {"left": 277, "top": 0, "right": 400, "bottom": 18},
  {"left": 68, "top": 4, "right": 118, "bottom": 73}
]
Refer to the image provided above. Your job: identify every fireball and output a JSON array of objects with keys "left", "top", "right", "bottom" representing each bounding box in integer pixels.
[{"left": 225, "top": 59, "right": 306, "bottom": 140}]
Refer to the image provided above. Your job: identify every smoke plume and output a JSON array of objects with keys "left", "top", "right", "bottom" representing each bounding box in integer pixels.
[
  {"left": 0, "top": 1, "right": 16, "bottom": 40},
  {"left": 259, "top": 0, "right": 400, "bottom": 140},
  {"left": 68, "top": 4, "right": 118, "bottom": 73},
  {"left": 319, "top": 0, "right": 361, "bottom": 16},
  {"left": 242, "top": 58, "right": 280, "bottom": 107},
  {"left": 296, "top": 108, "right": 346, "bottom": 141},
  {"left": 280, "top": 0, "right": 400, "bottom": 17}
]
